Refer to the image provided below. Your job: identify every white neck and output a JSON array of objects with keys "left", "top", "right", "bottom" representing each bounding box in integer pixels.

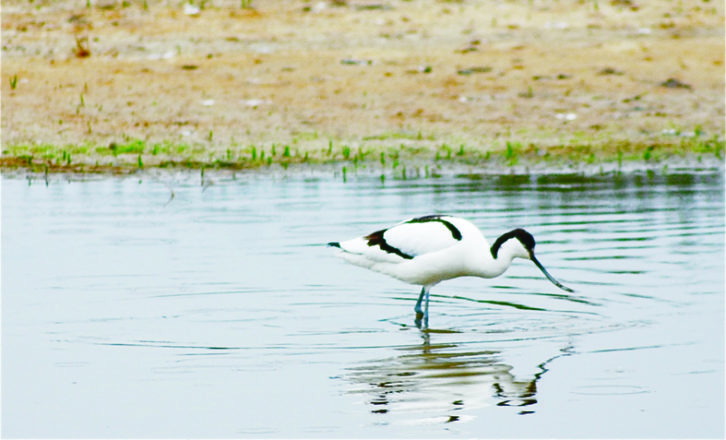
[{"left": 472, "top": 240, "right": 523, "bottom": 278}]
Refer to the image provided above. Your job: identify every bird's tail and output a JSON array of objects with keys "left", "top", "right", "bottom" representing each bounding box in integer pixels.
[{"left": 327, "top": 242, "right": 341, "bottom": 248}]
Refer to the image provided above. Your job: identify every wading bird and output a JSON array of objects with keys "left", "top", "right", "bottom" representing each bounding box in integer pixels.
[{"left": 328, "top": 215, "right": 573, "bottom": 327}]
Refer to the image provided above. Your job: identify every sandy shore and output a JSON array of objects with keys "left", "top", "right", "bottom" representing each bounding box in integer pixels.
[{"left": 2, "top": 0, "right": 724, "bottom": 171}]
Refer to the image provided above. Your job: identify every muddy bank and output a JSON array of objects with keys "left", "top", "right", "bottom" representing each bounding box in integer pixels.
[{"left": 2, "top": 0, "right": 724, "bottom": 172}]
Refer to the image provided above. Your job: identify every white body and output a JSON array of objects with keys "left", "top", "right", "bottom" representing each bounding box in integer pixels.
[{"left": 334, "top": 216, "right": 530, "bottom": 287}]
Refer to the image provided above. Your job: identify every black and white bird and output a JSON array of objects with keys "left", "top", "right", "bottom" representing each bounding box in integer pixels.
[{"left": 328, "top": 215, "right": 573, "bottom": 327}]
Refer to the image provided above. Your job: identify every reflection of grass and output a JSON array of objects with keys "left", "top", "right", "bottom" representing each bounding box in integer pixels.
[
  {"left": 505, "top": 141, "right": 520, "bottom": 166},
  {"left": 2, "top": 131, "right": 723, "bottom": 174},
  {"left": 451, "top": 295, "right": 547, "bottom": 311}
]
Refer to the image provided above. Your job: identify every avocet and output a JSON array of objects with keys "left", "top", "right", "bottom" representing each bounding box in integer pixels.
[{"left": 328, "top": 215, "right": 573, "bottom": 327}]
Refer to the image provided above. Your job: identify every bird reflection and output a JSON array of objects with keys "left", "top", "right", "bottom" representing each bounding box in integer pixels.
[{"left": 344, "top": 329, "right": 567, "bottom": 422}]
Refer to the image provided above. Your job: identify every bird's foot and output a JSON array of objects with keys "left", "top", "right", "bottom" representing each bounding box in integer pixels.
[{"left": 414, "top": 312, "right": 428, "bottom": 330}]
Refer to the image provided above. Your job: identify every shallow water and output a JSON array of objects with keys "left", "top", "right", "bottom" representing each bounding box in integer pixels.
[{"left": 2, "top": 170, "right": 724, "bottom": 438}]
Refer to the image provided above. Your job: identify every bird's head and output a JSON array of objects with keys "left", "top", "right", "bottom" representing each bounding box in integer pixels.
[
  {"left": 490, "top": 228, "right": 535, "bottom": 260},
  {"left": 491, "top": 228, "right": 574, "bottom": 293}
]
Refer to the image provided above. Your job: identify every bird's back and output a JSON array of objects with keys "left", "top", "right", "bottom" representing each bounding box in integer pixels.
[{"left": 331, "top": 215, "right": 489, "bottom": 285}]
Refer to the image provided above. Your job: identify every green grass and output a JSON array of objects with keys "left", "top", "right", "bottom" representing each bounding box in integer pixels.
[
  {"left": 505, "top": 141, "right": 520, "bottom": 166},
  {"left": 1, "top": 132, "right": 723, "bottom": 174}
]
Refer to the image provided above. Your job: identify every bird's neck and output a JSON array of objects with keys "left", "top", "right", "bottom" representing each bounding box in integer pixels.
[{"left": 472, "top": 245, "right": 517, "bottom": 278}]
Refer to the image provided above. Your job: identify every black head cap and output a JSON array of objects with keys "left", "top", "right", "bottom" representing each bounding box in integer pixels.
[{"left": 490, "top": 228, "right": 535, "bottom": 259}]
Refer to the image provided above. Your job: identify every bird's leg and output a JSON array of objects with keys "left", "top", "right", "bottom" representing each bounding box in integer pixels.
[
  {"left": 423, "top": 287, "right": 430, "bottom": 327},
  {"left": 414, "top": 286, "right": 426, "bottom": 317},
  {"left": 414, "top": 286, "right": 431, "bottom": 329}
]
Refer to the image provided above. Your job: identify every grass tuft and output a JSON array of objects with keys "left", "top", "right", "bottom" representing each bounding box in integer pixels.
[{"left": 2, "top": 133, "right": 723, "bottom": 173}]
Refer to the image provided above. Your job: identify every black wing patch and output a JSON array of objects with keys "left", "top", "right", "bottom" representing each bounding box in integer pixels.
[
  {"left": 406, "top": 215, "right": 463, "bottom": 240},
  {"left": 365, "top": 229, "right": 414, "bottom": 260}
]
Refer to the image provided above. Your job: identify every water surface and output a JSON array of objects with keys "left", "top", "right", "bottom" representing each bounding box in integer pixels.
[{"left": 2, "top": 170, "right": 724, "bottom": 437}]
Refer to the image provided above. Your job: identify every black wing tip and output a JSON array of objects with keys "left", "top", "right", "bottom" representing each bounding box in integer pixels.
[
  {"left": 327, "top": 241, "right": 341, "bottom": 248},
  {"left": 365, "top": 229, "right": 415, "bottom": 260}
]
